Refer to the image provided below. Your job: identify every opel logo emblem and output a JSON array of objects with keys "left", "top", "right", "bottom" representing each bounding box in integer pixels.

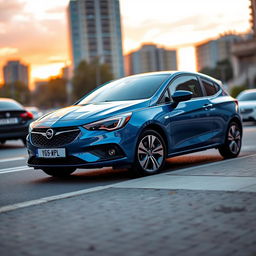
[{"left": 45, "top": 129, "right": 54, "bottom": 139}]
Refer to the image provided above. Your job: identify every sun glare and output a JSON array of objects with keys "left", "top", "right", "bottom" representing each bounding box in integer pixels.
[
  {"left": 31, "top": 63, "right": 65, "bottom": 88},
  {"left": 178, "top": 47, "right": 196, "bottom": 72}
]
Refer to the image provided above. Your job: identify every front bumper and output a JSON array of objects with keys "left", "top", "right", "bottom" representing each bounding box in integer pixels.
[
  {"left": 240, "top": 112, "right": 256, "bottom": 121},
  {"left": 27, "top": 125, "right": 137, "bottom": 169}
]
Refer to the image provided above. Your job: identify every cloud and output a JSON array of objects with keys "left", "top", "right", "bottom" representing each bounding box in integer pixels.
[
  {"left": 0, "top": 0, "right": 26, "bottom": 22},
  {"left": 48, "top": 56, "right": 67, "bottom": 64},
  {"left": 0, "top": 0, "right": 69, "bottom": 83},
  {"left": 0, "top": 47, "right": 18, "bottom": 56}
]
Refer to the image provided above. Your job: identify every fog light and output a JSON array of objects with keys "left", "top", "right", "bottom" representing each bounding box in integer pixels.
[{"left": 108, "top": 148, "right": 116, "bottom": 156}]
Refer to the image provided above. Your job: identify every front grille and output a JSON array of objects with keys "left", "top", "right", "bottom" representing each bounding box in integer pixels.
[
  {"left": 28, "top": 156, "right": 85, "bottom": 166},
  {"left": 31, "top": 127, "right": 80, "bottom": 147}
]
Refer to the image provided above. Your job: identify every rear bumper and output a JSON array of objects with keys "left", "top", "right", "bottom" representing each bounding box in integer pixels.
[{"left": 0, "top": 123, "right": 30, "bottom": 140}]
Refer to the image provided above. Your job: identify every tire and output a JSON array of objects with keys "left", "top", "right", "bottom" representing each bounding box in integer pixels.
[
  {"left": 42, "top": 168, "right": 76, "bottom": 177},
  {"left": 218, "top": 121, "right": 242, "bottom": 159},
  {"left": 130, "top": 129, "right": 166, "bottom": 176}
]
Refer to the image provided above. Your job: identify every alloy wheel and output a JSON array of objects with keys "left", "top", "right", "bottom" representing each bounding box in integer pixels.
[
  {"left": 227, "top": 124, "right": 241, "bottom": 154},
  {"left": 137, "top": 134, "right": 164, "bottom": 172}
]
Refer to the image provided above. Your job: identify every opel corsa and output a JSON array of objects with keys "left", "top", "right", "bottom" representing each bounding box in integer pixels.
[{"left": 27, "top": 71, "right": 242, "bottom": 177}]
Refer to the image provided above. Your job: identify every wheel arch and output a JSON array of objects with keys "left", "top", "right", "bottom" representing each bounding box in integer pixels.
[
  {"left": 140, "top": 123, "right": 169, "bottom": 152},
  {"left": 228, "top": 116, "right": 243, "bottom": 136}
]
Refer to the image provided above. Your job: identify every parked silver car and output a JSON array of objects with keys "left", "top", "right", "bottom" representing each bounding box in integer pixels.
[{"left": 237, "top": 89, "right": 256, "bottom": 122}]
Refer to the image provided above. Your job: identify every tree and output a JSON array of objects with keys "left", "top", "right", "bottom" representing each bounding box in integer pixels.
[
  {"left": 33, "top": 77, "right": 67, "bottom": 108},
  {"left": 72, "top": 60, "right": 113, "bottom": 101},
  {"left": 0, "top": 81, "right": 30, "bottom": 105},
  {"left": 200, "top": 59, "right": 233, "bottom": 82},
  {"left": 230, "top": 85, "right": 248, "bottom": 98}
]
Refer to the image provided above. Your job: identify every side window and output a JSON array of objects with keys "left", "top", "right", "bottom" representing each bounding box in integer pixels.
[
  {"left": 201, "top": 79, "right": 218, "bottom": 96},
  {"left": 169, "top": 75, "right": 203, "bottom": 98},
  {"left": 159, "top": 89, "right": 171, "bottom": 104}
]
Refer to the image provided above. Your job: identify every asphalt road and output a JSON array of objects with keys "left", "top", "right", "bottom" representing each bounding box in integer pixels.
[{"left": 0, "top": 123, "right": 256, "bottom": 208}]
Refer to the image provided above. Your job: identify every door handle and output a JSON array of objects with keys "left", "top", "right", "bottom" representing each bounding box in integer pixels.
[{"left": 203, "top": 103, "right": 213, "bottom": 109}]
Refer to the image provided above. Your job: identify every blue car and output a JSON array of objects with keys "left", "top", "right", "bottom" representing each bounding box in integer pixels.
[{"left": 27, "top": 71, "right": 242, "bottom": 177}]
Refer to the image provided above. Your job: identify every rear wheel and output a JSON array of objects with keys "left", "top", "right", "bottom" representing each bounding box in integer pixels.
[
  {"left": 42, "top": 168, "right": 76, "bottom": 177},
  {"left": 218, "top": 122, "right": 242, "bottom": 159},
  {"left": 130, "top": 129, "right": 166, "bottom": 176}
]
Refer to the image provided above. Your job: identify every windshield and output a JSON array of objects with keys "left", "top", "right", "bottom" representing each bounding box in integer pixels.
[
  {"left": 237, "top": 92, "right": 256, "bottom": 101},
  {"left": 77, "top": 74, "right": 169, "bottom": 104}
]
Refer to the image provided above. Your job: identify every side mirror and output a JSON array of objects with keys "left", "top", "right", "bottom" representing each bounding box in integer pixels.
[{"left": 172, "top": 90, "right": 193, "bottom": 103}]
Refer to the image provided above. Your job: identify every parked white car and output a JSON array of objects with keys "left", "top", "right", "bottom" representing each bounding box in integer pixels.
[{"left": 237, "top": 89, "right": 256, "bottom": 122}]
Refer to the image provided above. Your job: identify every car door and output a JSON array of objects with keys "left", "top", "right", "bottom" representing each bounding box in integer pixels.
[
  {"left": 199, "top": 77, "right": 226, "bottom": 144},
  {"left": 167, "top": 74, "right": 215, "bottom": 153}
]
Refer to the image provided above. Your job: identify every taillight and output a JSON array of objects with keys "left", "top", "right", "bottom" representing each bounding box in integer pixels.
[{"left": 20, "top": 111, "right": 34, "bottom": 119}]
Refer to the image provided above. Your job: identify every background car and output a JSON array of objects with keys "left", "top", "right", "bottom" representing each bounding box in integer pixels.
[
  {"left": 27, "top": 71, "right": 242, "bottom": 177},
  {"left": 237, "top": 89, "right": 256, "bottom": 122},
  {"left": 0, "top": 98, "right": 34, "bottom": 145}
]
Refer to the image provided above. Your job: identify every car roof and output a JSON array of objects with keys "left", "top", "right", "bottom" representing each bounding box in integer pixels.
[
  {"left": 0, "top": 97, "right": 19, "bottom": 103},
  {"left": 240, "top": 89, "right": 256, "bottom": 93},
  {"left": 126, "top": 71, "right": 222, "bottom": 85}
]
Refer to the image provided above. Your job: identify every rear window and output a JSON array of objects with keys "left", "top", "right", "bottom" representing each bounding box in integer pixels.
[
  {"left": 201, "top": 79, "right": 218, "bottom": 96},
  {"left": 0, "top": 100, "right": 24, "bottom": 110}
]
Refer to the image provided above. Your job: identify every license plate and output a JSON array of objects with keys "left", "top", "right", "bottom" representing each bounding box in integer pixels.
[
  {"left": 0, "top": 118, "right": 19, "bottom": 125},
  {"left": 37, "top": 148, "right": 66, "bottom": 158}
]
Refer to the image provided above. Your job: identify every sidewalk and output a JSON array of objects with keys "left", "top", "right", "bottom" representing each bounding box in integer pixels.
[{"left": 1, "top": 154, "right": 256, "bottom": 256}]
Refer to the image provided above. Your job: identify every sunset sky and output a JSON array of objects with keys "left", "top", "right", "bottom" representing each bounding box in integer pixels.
[{"left": 0, "top": 0, "right": 252, "bottom": 87}]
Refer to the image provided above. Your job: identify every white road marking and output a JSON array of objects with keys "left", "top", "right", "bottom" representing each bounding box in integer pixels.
[
  {"left": 0, "top": 166, "right": 33, "bottom": 174},
  {"left": 0, "top": 157, "right": 26, "bottom": 163},
  {"left": 0, "top": 185, "right": 111, "bottom": 214},
  {"left": 0, "top": 153, "right": 256, "bottom": 214}
]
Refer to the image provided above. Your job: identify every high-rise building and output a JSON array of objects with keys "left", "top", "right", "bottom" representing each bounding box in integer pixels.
[
  {"left": 195, "top": 35, "right": 241, "bottom": 71},
  {"left": 229, "top": 0, "right": 256, "bottom": 88},
  {"left": 125, "top": 44, "right": 177, "bottom": 75},
  {"left": 250, "top": 0, "right": 256, "bottom": 36},
  {"left": 3, "top": 60, "right": 29, "bottom": 87},
  {"left": 68, "top": 0, "right": 124, "bottom": 78}
]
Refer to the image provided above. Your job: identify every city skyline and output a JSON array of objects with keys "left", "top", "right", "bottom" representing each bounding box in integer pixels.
[{"left": 0, "top": 0, "right": 251, "bottom": 87}]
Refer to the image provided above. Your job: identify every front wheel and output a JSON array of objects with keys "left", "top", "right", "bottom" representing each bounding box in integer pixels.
[
  {"left": 218, "top": 122, "right": 242, "bottom": 159},
  {"left": 130, "top": 129, "right": 166, "bottom": 176},
  {"left": 42, "top": 168, "right": 76, "bottom": 177}
]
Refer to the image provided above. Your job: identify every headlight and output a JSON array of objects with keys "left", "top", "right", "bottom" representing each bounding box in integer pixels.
[{"left": 84, "top": 112, "right": 132, "bottom": 131}]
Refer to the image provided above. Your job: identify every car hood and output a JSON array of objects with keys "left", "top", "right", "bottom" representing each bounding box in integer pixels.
[
  {"left": 238, "top": 101, "right": 256, "bottom": 108},
  {"left": 33, "top": 100, "right": 149, "bottom": 128}
]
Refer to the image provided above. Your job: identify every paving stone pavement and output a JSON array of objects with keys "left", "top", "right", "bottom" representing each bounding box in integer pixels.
[{"left": 0, "top": 187, "right": 256, "bottom": 256}]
